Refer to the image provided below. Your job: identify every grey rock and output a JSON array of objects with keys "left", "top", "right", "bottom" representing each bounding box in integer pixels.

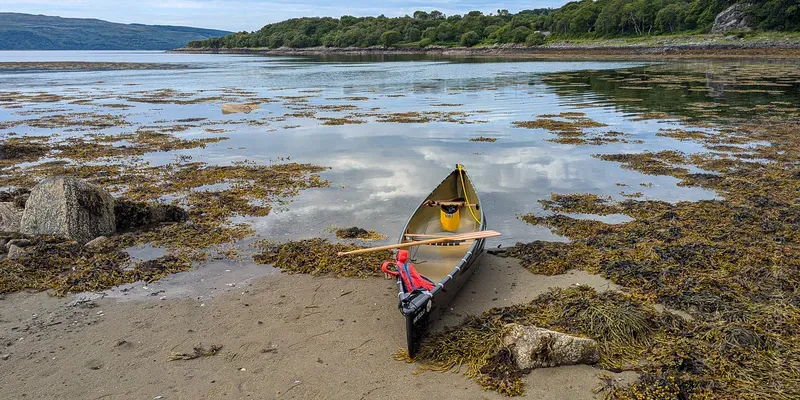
[
  {"left": 20, "top": 177, "right": 116, "bottom": 244},
  {"left": 725, "top": 35, "right": 742, "bottom": 41},
  {"left": 84, "top": 236, "right": 112, "bottom": 252},
  {"left": 6, "top": 238, "right": 31, "bottom": 250},
  {"left": 68, "top": 292, "right": 105, "bottom": 307},
  {"left": 0, "top": 202, "right": 22, "bottom": 232},
  {"left": 1, "top": 354, "right": 9, "bottom": 360},
  {"left": 0, "top": 239, "right": 6, "bottom": 253},
  {"left": 503, "top": 323, "right": 600, "bottom": 370},
  {"left": 711, "top": 3, "right": 752, "bottom": 34},
  {"left": 7, "top": 244, "right": 28, "bottom": 260}
]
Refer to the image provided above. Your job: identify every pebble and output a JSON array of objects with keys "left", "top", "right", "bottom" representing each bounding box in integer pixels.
[{"left": 1, "top": 354, "right": 9, "bottom": 360}]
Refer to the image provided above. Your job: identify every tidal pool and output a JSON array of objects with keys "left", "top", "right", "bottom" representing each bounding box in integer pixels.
[{"left": 3, "top": 51, "right": 796, "bottom": 251}]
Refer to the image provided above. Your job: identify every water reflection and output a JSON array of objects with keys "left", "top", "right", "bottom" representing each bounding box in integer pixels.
[{"left": 1, "top": 51, "right": 723, "bottom": 248}]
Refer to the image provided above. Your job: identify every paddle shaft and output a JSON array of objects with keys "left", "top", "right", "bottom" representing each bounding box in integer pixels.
[{"left": 337, "top": 230, "right": 500, "bottom": 256}]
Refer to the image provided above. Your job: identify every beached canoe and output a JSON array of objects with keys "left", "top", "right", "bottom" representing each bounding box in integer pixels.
[{"left": 393, "top": 164, "right": 487, "bottom": 356}]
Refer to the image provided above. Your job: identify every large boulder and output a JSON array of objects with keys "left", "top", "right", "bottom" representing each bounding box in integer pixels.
[
  {"left": 0, "top": 203, "right": 22, "bottom": 232},
  {"left": 711, "top": 3, "right": 752, "bottom": 34},
  {"left": 503, "top": 324, "right": 600, "bottom": 370},
  {"left": 20, "top": 177, "right": 115, "bottom": 244}
]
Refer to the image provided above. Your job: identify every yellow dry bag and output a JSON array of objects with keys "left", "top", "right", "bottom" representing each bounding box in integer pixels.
[{"left": 440, "top": 204, "right": 461, "bottom": 232}]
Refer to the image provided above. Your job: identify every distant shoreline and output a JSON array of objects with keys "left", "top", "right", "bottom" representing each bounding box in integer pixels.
[{"left": 172, "top": 41, "right": 800, "bottom": 59}]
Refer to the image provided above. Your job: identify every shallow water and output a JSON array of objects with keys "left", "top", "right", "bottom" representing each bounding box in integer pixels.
[{"left": 6, "top": 51, "right": 792, "bottom": 252}]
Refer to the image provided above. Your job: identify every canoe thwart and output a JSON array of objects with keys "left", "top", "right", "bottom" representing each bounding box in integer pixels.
[{"left": 423, "top": 199, "right": 478, "bottom": 208}]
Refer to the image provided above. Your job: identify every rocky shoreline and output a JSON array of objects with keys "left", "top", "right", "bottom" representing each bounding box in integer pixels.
[{"left": 173, "top": 40, "right": 800, "bottom": 59}]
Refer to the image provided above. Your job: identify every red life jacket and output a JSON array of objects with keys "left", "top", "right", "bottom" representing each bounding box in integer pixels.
[{"left": 381, "top": 250, "right": 435, "bottom": 292}]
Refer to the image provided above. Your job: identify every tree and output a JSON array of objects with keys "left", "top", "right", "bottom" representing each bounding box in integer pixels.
[
  {"left": 404, "top": 26, "right": 422, "bottom": 42},
  {"left": 656, "top": 3, "right": 686, "bottom": 33},
  {"left": 413, "top": 11, "right": 429, "bottom": 20},
  {"left": 380, "top": 30, "right": 402, "bottom": 47},
  {"left": 437, "top": 22, "right": 456, "bottom": 42},
  {"left": 484, "top": 25, "right": 501, "bottom": 37},
  {"left": 460, "top": 31, "right": 480, "bottom": 46},
  {"left": 188, "top": 3, "right": 800, "bottom": 50},
  {"left": 511, "top": 26, "right": 532, "bottom": 43},
  {"left": 526, "top": 31, "right": 546, "bottom": 46}
]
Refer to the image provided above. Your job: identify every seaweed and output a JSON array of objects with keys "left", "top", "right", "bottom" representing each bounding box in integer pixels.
[
  {"left": 333, "top": 227, "right": 387, "bottom": 241},
  {"left": 252, "top": 238, "right": 391, "bottom": 278},
  {"left": 469, "top": 136, "right": 497, "bottom": 142},
  {"left": 407, "top": 65, "right": 800, "bottom": 398},
  {"left": 0, "top": 236, "right": 192, "bottom": 296},
  {"left": 168, "top": 344, "right": 223, "bottom": 361}
]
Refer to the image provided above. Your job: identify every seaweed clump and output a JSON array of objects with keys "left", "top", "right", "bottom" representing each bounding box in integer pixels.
[
  {"left": 469, "top": 136, "right": 497, "bottom": 142},
  {"left": 403, "top": 286, "right": 665, "bottom": 396},
  {"left": 333, "top": 227, "right": 387, "bottom": 241},
  {"left": 0, "top": 235, "right": 191, "bottom": 296},
  {"left": 252, "top": 238, "right": 392, "bottom": 277}
]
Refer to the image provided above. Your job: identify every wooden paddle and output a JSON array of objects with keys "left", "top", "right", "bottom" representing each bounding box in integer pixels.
[{"left": 337, "top": 230, "right": 501, "bottom": 256}]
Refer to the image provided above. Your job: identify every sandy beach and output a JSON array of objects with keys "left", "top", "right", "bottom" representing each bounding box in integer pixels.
[{"left": 0, "top": 254, "right": 634, "bottom": 399}]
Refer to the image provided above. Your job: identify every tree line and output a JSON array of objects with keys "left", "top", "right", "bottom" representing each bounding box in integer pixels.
[{"left": 187, "top": 0, "right": 799, "bottom": 49}]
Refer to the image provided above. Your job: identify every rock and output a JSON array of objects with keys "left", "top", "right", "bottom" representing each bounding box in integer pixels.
[
  {"left": 67, "top": 292, "right": 104, "bottom": 307},
  {"left": 222, "top": 103, "right": 259, "bottom": 114},
  {"left": 0, "top": 202, "right": 23, "bottom": 232},
  {"left": 724, "top": 35, "right": 742, "bottom": 41},
  {"left": 84, "top": 236, "right": 112, "bottom": 252},
  {"left": 503, "top": 323, "right": 600, "bottom": 370},
  {"left": 711, "top": 3, "right": 752, "bottom": 34},
  {"left": 7, "top": 244, "right": 28, "bottom": 260},
  {"left": 6, "top": 238, "right": 31, "bottom": 249},
  {"left": 20, "top": 177, "right": 116, "bottom": 244},
  {"left": 1, "top": 354, "right": 9, "bottom": 360},
  {"left": 114, "top": 199, "right": 188, "bottom": 231},
  {"left": 0, "top": 239, "right": 6, "bottom": 253}
]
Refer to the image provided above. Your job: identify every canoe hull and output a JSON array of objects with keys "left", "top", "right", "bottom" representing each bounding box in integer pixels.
[
  {"left": 396, "top": 165, "right": 487, "bottom": 357},
  {"left": 402, "top": 234, "right": 485, "bottom": 356}
]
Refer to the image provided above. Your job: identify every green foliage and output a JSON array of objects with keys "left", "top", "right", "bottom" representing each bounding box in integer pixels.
[
  {"left": 404, "top": 26, "right": 422, "bottom": 41},
  {"left": 460, "top": 30, "right": 480, "bottom": 46},
  {"left": 189, "top": 3, "right": 800, "bottom": 50},
  {"left": 748, "top": 0, "right": 800, "bottom": 31},
  {"left": 380, "top": 30, "right": 402, "bottom": 47},
  {"left": 526, "top": 31, "right": 547, "bottom": 46}
]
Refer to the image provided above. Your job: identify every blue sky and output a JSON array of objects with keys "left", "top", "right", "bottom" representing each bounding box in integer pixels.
[{"left": 3, "top": 1, "right": 570, "bottom": 32}]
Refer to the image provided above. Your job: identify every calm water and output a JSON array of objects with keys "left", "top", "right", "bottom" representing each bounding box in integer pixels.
[{"left": 0, "top": 51, "right": 732, "bottom": 248}]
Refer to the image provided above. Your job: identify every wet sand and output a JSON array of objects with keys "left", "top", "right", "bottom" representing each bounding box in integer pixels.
[{"left": 0, "top": 255, "right": 633, "bottom": 399}]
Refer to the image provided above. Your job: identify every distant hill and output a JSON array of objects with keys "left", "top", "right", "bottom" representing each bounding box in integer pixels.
[{"left": 0, "top": 13, "right": 231, "bottom": 50}]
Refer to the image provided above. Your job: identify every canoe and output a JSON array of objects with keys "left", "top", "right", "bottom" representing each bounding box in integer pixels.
[{"left": 395, "top": 164, "right": 487, "bottom": 356}]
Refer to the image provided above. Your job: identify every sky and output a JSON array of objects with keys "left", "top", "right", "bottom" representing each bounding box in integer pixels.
[{"left": 3, "top": 0, "right": 570, "bottom": 32}]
